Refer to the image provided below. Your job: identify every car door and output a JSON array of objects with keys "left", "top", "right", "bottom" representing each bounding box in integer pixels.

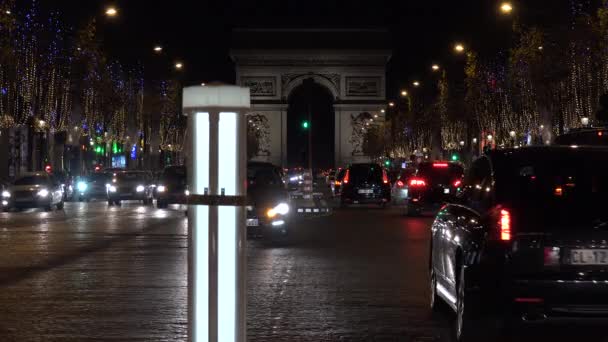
[{"left": 443, "top": 157, "right": 493, "bottom": 293}]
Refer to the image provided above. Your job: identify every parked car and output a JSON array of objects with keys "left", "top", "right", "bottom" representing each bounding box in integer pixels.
[
  {"left": 247, "top": 162, "right": 291, "bottom": 241},
  {"left": 554, "top": 127, "right": 608, "bottom": 146},
  {"left": 155, "top": 165, "right": 188, "bottom": 208},
  {"left": 107, "top": 171, "right": 154, "bottom": 206},
  {"left": 340, "top": 163, "right": 391, "bottom": 207},
  {"left": 405, "top": 161, "right": 464, "bottom": 216},
  {"left": 74, "top": 172, "right": 111, "bottom": 201},
  {"left": 429, "top": 146, "right": 608, "bottom": 341},
  {"left": 2, "top": 172, "right": 64, "bottom": 211}
]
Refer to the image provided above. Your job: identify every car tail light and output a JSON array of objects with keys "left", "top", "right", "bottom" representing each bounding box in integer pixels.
[
  {"left": 382, "top": 170, "right": 389, "bottom": 184},
  {"left": 343, "top": 170, "right": 350, "bottom": 184},
  {"left": 514, "top": 297, "right": 544, "bottom": 304},
  {"left": 396, "top": 180, "right": 405, "bottom": 188},
  {"left": 335, "top": 180, "right": 341, "bottom": 186},
  {"left": 453, "top": 180, "right": 462, "bottom": 188},
  {"left": 499, "top": 209, "right": 511, "bottom": 241},
  {"left": 409, "top": 178, "right": 426, "bottom": 187},
  {"left": 433, "top": 163, "right": 448, "bottom": 168}
]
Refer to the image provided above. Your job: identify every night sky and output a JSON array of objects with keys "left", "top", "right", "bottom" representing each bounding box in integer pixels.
[{"left": 33, "top": 0, "right": 524, "bottom": 98}]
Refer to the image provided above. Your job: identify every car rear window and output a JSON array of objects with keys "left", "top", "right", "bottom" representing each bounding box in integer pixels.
[
  {"left": 417, "top": 163, "right": 464, "bottom": 185},
  {"left": 496, "top": 151, "right": 608, "bottom": 228},
  {"left": 348, "top": 164, "right": 383, "bottom": 184},
  {"left": 248, "top": 167, "right": 282, "bottom": 186}
]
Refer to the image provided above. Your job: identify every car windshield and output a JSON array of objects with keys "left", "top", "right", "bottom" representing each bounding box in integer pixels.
[
  {"left": 88, "top": 173, "right": 110, "bottom": 182},
  {"left": 497, "top": 152, "right": 608, "bottom": 228},
  {"left": 248, "top": 167, "right": 282, "bottom": 186},
  {"left": 161, "top": 167, "right": 186, "bottom": 183},
  {"left": 554, "top": 130, "right": 608, "bottom": 146},
  {"left": 417, "top": 163, "right": 464, "bottom": 185},
  {"left": 348, "top": 164, "right": 383, "bottom": 184},
  {"left": 14, "top": 175, "right": 49, "bottom": 186}
]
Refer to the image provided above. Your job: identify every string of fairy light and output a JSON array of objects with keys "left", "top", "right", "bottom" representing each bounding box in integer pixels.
[
  {"left": 0, "top": 1, "right": 189, "bottom": 162},
  {"left": 382, "top": 0, "right": 608, "bottom": 156}
]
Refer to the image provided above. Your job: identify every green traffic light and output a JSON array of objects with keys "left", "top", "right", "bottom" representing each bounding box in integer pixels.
[
  {"left": 302, "top": 121, "right": 309, "bottom": 129},
  {"left": 451, "top": 154, "right": 459, "bottom": 161},
  {"left": 384, "top": 160, "right": 390, "bottom": 166}
]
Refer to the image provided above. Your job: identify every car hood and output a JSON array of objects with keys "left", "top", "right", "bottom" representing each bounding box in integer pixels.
[
  {"left": 248, "top": 187, "right": 289, "bottom": 208},
  {"left": 9, "top": 184, "right": 45, "bottom": 192}
]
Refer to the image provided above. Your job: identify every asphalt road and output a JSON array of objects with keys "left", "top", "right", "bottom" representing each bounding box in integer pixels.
[{"left": 0, "top": 201, "right": 607, "bottom": 341}]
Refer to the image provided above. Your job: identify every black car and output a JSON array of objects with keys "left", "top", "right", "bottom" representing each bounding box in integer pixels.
[
  {"left": 554, "top": 127, "right": 608, "bottom": 146},
  {"left": 107, "top": 171, "right": 154, "bottom": 206},
  {"left": 247, "top": 163, "right": 291, "bottom": 240},
  {"left": 340, "top": 163, "right": 390, "bottom": 207},
  {"left": 75, "top": 172, "right": 111, "bottom": 201},
  {"left": 429, "top": 146, "right": 608, "bottom": 341},
  {"left": 155, "top": 165, "right": 187, "bottom": 208},
  {"left": 406, "top": 161, "right": 464, "bottom": 216}
]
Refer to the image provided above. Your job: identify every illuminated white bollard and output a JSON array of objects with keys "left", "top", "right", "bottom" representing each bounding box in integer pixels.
[{"left": 183, "top": 85, "right": 250, "bottom": 342}]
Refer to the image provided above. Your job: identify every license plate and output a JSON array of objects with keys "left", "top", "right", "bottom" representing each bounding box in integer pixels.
[
  {"left": 246, "top": 219, "right": 259, "bottom": 227},
  {"left": 443, "top": 188, "right": 450, "bottom": 194},
  {"left": 358, "top": 189, "right": 373, "bottom": 194},
  {"left": 570, "top": 249, "right": 608, "bottom": 265}
]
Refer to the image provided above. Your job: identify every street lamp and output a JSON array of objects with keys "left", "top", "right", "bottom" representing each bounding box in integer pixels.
[
  {"left": 400, "top": 90, "right": 408, "bottom": 97},
  {"left": 509, "top": 130, "right": 516, "bottom": 138},
  {"left": 175, "top": 62, "right": 184, "bottom": 70},
  {"left": 500, "top": 2, "right": 513, "bottom": 14},
  {"left": 105, "top": 6, "right": 118, "bottom": 17},
  {"left": 581, "top": 117, "right": 590, "bottom": 127},
  {"left": 454, "top": 43, "right": 465, "bottom": 54},
  {"left": 38, "top": 120, "right": 46, "bottom": 128},
  {"left": 431, "top": 64, "right": 440, "bottom": 71},
  {"left": 153, "top": 45, "right": 163, "bottom": 53},
  {"left": 388, "top": 102, "right": 395, "bottom": 107},
  {"left": 412, "top": 81, "right": 420, "bottom": 87},
  {"left": 380, "top": 109, "right": 386, "bottom": 113}
]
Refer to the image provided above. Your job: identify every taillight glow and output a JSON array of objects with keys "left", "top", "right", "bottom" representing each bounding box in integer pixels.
[
  {"left": 343, "top": 170, "right": 350, "bottom": 184},
  {"left": 453, "top": 180, "right": 462, "bottom": 187},
  {"left": 396, "top": 180, "right": 405, "bottom": 187},
  {"left": 599, "top": 131, "right": 604, "bottom": 137},
  {"left": 500, "top": 209, "right": 511, "bottom": 241},
  {"left": 335, "top": 180, "right": 341, "bottom": 186},
  {"left": 409, "top": 178, "right": 426, "bottom": 187},
  {"left": 544, "top": 247, "right": 561, "bottom": 266},
  {"left": 514, "top": 297, "right": 544, "bottom": 303},
  {"left": 382, "top": 170, "right": 389, "bottom": 184},
  {"left": 433, "top": 163, "right": 449, "bottom": 168}
]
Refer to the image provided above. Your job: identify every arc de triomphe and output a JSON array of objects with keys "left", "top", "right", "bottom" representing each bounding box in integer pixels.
[{"left": 231, "top": 29, "right": 391, "bottom": 168}]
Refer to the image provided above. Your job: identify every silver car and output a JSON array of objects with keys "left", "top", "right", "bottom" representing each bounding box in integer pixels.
[{"left": 2, "top": 172, "right": 64, "bottom": 211}]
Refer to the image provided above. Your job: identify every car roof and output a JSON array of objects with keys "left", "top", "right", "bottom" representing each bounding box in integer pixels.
[{"left": 488, "top": 145, "right": 608, "bottom": 163}]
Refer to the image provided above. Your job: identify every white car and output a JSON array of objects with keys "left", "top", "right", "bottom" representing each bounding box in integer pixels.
[
  {"left": 390, "top": 168, "right": 416, "bottom": 205},
  {"left": 2, "top": 172, "right": 65, "bottom": 211}
]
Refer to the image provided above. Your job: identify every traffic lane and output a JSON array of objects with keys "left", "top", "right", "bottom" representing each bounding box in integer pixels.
[
  {"left": 247, "top": 206, "right": 451, "bottom": 341},
  {"left": 248, "top": 206, "right": 608, "bottom": 342},
  {"left": 0, "top": 201, "right": 188, "bottom": 341}
]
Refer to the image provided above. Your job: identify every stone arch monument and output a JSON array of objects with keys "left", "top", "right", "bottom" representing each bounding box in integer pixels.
[{"left": 231, "top": 28, "right": 391, "bottom": 168}]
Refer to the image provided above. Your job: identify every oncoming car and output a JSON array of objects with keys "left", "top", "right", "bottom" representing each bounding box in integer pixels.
[
  {"left": 2, "top": 172, "right": 64, "bottom": 211},
  {"left": 107, "top": 171, "right": 154, "bottom": 206}
]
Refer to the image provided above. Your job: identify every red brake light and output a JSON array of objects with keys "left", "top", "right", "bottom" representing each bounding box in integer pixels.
[
  {"left": 453, "top": 180, "right": 462, "bottom": 188},
  {"left": 396, "top": 180, "right": 404, "bottom": 187},
  {"left": 343, "top": 170, "right": 350, "bottom": 184},
  {"left": 335, "top": 180, "right": 341, "bottom": 186},
  {"left": 382, "top": 170, "right": 389, "bottom": 184},
  {"left": 599, "top": 131, "right": 604, "bottom": 137},
  {"left": 433, "top": 163, "right": 449, "bottom": 168},
  {"left": 499, "top": 209, "right": 511, "bottom": 241},
  {"left": 409, "top": 178, "right": 426, "bottom": 187}
]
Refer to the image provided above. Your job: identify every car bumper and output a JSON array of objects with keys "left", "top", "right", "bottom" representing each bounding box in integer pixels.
[
  {"left": 108, "top": 192, "right": 148, "bottom": 200},
  {"left": 5, "top": 198, "right": 52, "bottom": 208}
]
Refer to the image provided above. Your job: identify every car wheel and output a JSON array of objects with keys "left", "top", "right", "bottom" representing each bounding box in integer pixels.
[
  {"left": 455, "top": 265, "right": 484, "bottom": 342},
  {"left": 56, "top": 201, "right": 64, "bottom": 210}
]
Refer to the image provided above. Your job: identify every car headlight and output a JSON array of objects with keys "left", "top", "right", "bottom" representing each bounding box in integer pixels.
[
  {"left": 266, "top": 202, "right": 290, "bottom": 218},
  {"left": 136, "top": 185, "right": 145, "bottom": 192},
  {"left": 184, "top": 189, "right": 190, "bottom": 196},
  {"left": 77, "top": 182, "right": 87, "bottom": 192},
  {"left": 157, "top": 185, "right": 166, "bottom": 192},
  {"left": 108, "top": 185, "right": 117, "bottom": 193},
  {"left": 1, "top": 191, "right": 10, "bottom": 198},
  {"left": 37, "top": 189, "right": 49, "bottom": 197}
]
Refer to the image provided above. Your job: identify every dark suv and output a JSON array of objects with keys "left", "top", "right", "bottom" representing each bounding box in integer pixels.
[
  {"left": 430, "top": 146, "right": 608, "bottom": 341},
  {"left": 155, "top": 165, "right": 187, "bottom": 208},
  {"left": 340, "top": 163, "right": 391, "bottom": 207},
  {"left": 554, "top": 127, "right": 608, "bottom": 146},
  {"left": 406, "top": 161, "right": 464, "bottom": 216}
]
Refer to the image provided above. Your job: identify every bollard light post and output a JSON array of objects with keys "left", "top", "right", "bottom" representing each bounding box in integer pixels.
[{"left": 182, "top": 84, "right": 250, "bottom": 342}]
